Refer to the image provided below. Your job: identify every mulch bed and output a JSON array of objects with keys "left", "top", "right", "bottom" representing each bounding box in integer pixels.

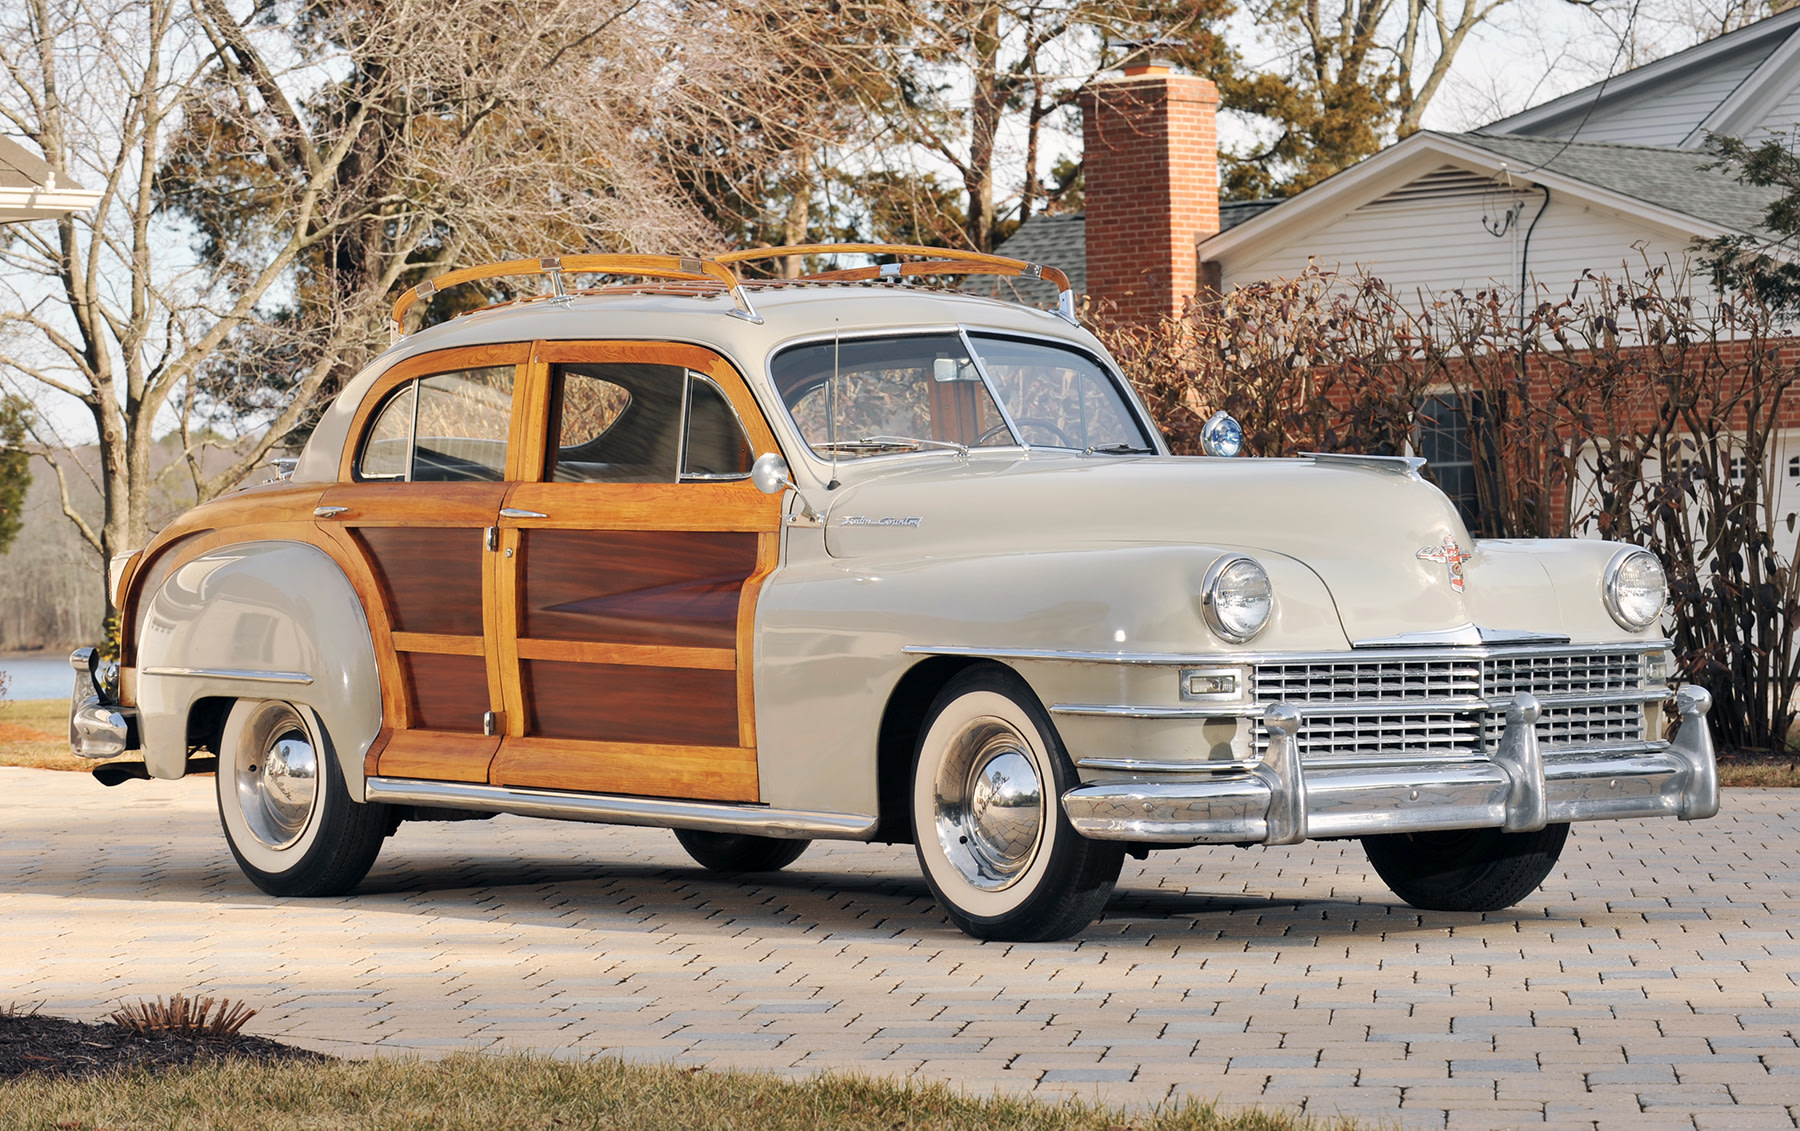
[{"left": 0, "top": 1012, "right": 327, "bottom": 1081}]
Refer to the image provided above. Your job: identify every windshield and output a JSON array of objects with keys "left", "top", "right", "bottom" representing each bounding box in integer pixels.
[
  {"left": 770, "top": 332, "right": 1153, "bottom": 460},
  {"left": 966, "top": 334, "right": 1152, "bottom": 452}
]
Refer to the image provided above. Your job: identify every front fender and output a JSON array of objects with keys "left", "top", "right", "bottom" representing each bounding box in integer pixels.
[{"left": 134, "top": 541, "right": 382, "bottom": 800}]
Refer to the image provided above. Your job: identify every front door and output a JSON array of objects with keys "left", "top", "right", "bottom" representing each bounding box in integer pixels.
[
  {"left": 485, "top": 342, "right": 782, "bottom": 802},
  {"left": 318, "top": 344, "right": 530, "bottom": 783}
]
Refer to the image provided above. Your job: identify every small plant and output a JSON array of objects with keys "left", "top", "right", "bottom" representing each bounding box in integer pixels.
[
  {"left": 1, "top": 1001, "right": 43, "bottom": 1018},
  {"left": 107, "top": 995, "right": 257, "bottom": 1039}
]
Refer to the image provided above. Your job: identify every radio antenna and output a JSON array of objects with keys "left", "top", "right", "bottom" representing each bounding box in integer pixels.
[{"left": 828, "top": 330, "right": 840, "bottom": 490}]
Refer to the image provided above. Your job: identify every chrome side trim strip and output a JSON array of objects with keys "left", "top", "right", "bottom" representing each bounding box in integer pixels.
[
  {"left": 141, "top": 666, "right": 314, "bottom": 685},
  {"left": 904, "top": 640, "right": 1672, "bottom": 666},
  {"left": 364, "top": 778, "right": 879, "bottom": 841},
  {"left": 1053, "top": 703, "right": 1263, "bottom": 719},
  {"left": 1055, "top": 691, "right": 1664, "bottom": 722},
  {"left": 1076, "top": 757, "right": 1255, "bottom": 773},
  {"left": 1302, "top": 451, "right": 1428, "bottom": 479}
]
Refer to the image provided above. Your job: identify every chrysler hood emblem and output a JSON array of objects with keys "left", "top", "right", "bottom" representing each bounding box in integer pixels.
[{"left": 1416, "top": 537, "right": 1473, "bottom": 592}]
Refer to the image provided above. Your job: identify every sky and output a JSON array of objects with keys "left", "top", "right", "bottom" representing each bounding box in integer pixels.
[{"left": 0, "top": 0, "right": 1744, "bottom": 448}]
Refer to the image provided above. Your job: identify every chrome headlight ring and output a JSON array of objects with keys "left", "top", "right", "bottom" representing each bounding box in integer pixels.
[
  {"left": 1202, "top": 554, "right": 1274, "bottom": 644},
  {"left": 1603, "top": 547, "right": 1667, "bottom": 632}
]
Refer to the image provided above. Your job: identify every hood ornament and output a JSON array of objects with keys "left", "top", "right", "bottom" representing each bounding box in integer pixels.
[{"left": 1417, "top": 537, "right": 1473, "bottom": 592}]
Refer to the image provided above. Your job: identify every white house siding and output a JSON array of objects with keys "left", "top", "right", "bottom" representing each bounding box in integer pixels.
[
  {"left": 1218, "top": 179, "right": 1703, "bottom": 304},
  {"left": 1500, "top": 44, "right": 1774, "bottom": 147},
  {"left": 1752, "top": 78, "right": 1800, "bottom": 139}
]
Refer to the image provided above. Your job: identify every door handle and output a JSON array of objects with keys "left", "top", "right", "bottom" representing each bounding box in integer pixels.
[
  {"left": 313, "top": 506, "right": 349, "bottom": 519},
  {"left": 499, "top": 507, "right": 548, "bottom": 519}
]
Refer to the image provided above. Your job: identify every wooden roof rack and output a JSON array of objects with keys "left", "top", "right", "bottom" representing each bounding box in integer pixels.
[
  {"left": 390, "top": 253, "right": 760, "bottom": 340},
  {"left": 717, "top": 243, "right": 1077, "bottom": 324},
  {"left": 390, "top": 243, "right": 1078, "bottom": 341}
]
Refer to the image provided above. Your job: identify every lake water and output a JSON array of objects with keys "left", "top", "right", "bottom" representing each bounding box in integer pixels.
[{"left": 0, "top": 654, "right": 75, "bottom": 701}]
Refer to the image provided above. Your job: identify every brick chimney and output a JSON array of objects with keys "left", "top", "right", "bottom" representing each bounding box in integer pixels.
[{"left": 1079, "top": 65, "right": 1220, "bottom": 325}]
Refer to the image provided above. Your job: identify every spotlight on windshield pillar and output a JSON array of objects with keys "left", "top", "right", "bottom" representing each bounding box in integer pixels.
[{"left": 1200, "top": 411, "right": 1244, "bottom": 457}]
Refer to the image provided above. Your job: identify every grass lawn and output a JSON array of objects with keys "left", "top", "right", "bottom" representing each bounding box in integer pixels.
[
  {"left": 0, "top": 1052, "right": 1333, "bottom": 1131},
  {"left": 0, "top": 698, "right": 90, "bottom": 772}
]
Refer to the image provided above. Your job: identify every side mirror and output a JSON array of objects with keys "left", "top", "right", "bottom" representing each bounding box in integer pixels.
[{"left": 751, "top": 452, "right": 794, "bottom": 496}]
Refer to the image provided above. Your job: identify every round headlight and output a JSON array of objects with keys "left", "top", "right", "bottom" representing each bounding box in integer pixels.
[
  {"left": 1200, "top": 411, "right": 1244, "bottom": 458},
  {"left": 1604, "top": 548, "right": 1666, "bottom": 631},
  {"left": 1203, "top": 555, "right": 1273, "bottom": 643}
]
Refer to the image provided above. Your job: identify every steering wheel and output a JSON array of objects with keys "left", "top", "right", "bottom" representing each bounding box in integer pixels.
[{"left": 977, "top": 418, "right": 1078, "bottom": 447}]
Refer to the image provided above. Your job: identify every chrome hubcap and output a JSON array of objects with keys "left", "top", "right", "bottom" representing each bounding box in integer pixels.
[
  {"left": 233, "top": 704, "right": 319, "bottom": 850},
  {"left": 933, "top": 719, "right": 1045, "bottom": 891}
]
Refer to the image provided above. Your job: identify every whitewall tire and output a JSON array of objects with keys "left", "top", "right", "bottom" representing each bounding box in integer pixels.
[
  {"left": 911, "top": 665, "right": 1124, "bottom": 941},
  {"left": 216, "top": 699, "right": 389, "bottom": 897}
]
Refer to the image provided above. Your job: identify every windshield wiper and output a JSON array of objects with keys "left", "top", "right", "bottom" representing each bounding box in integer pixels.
[
  {"left": 817, "top": 435, "right": 970, "bottom": 456},
  {"left": 1084, "top": 443, "right": 1155, "bottom": 454}
]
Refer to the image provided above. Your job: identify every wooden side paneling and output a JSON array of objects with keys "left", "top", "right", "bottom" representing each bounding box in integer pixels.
[
  {"left": 401, "top": 652, "right": 490, "bottom": 733},
  {"left": 519, "top": 529, "right": 755, "bottom": 648},
  {"left": 357, "top": 527, "right": 486, "bottom": 637},
  {"left": 489, "top": 736, "right": 758, "bottom": 801},
  {"left": 377, "top": 730, "right": 499, "bottom": 783},
  {"left": 520, "top": 659, "right": 738, "bottom": 746}
]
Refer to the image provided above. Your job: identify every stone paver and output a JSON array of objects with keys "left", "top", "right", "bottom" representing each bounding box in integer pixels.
[{"left": 3, "top": 766, "right": 1798, "bottom": 1129}]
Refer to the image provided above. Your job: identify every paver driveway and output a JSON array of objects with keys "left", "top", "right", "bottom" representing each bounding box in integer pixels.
[{"left": 3, "top": 766, "right": 1797, "bottom": 1129}]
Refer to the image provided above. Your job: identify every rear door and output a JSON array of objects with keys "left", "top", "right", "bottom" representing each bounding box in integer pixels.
[
  {"left": 486, "top": 342, "right": 783, "bottom": 802},
  {"left": 317, "top": 344, "right": 530, "bottom": 783}
]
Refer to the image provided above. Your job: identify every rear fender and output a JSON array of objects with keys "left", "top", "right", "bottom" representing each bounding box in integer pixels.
[{"left": 133, "top": 541, "right": 382, "bottom": 800}]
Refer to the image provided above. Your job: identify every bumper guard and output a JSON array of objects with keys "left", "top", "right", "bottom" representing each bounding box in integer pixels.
[
  {"left": 67, "top": 647, "right": 138, "bottom": 760},
  {"left": 1061, "top": 683, "right": 1718, "bottom": 844}
]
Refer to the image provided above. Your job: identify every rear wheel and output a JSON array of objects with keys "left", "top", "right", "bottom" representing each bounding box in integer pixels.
[
  {"left": 911, "top": 665, "right": 1124, "bottom": 941},
  {"left": 216, "top": 699, "right": 389, "bottom": 897},
  {"left": 1362, "top": 823, "right": 1569, "bottom": 912},
  {"left": 673, "top": 829, "right": 810, "bottom": 872}
]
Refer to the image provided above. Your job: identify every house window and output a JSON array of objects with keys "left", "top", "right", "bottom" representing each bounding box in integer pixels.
[{"left": 1416, "top": 391, "right": 1494, "bottom": 534}]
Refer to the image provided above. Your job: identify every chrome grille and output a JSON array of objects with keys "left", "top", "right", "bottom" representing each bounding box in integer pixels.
[
  {"left": 1254, "top": 648, "right": 1653, "bottom": 762},
  {"left": 1482, "top": 702, "right": 1645, "bottom": 750},
  {"left": 1255, "top": 658, "right": 1481, "bottom": 703},
  {"left": 1482, "top": 653, "right": 1642, "bottom": 699}
]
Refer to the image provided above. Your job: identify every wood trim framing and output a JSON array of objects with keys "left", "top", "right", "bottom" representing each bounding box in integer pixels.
[
  {"left": 514, "top": 639, "right": 735, "bottom": 670},
  {"left": 377, "top": 730, "right": 499, "bottom": 783},
  {"left": 488, "top": 736, "right": 758, "bottom": 802},
  {"left": 391, "top": 632, "right": 484, "bottom": 656}
]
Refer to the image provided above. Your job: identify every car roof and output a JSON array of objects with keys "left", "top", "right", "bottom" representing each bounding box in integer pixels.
[{"left": 294, "top": 282, "right": 1111, "bottom": 484}]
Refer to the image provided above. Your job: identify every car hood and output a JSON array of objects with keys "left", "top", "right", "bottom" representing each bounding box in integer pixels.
[{"left": 819, "top": 452, "right": 1573, "bottom": 645}]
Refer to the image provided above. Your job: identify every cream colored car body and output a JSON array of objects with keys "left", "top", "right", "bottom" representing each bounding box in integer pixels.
[{"left": 75, "top": 281, "right": 1714, "bottom": 848}]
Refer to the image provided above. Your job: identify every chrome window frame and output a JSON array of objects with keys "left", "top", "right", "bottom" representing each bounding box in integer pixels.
[{"left": 678, "top": 371, "right": 757, "bottom": 483}]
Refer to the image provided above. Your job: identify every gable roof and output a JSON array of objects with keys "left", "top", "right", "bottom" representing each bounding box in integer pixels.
[
  {"left": 1199, "top": 130, "right": 1782, "bottom": 269},
  {"left": 971, "top": 201, "right": 1281, "bottom": 301},
  {"left": 1480, "top": 7, "right": 1800, "bottom": 148}
]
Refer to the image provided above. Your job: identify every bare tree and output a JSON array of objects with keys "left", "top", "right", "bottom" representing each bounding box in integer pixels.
[{"left": 0, "top": 0, "right": 793, "bottom": 618}]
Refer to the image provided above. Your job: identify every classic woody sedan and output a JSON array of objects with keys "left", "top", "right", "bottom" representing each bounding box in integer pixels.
[{"left": 70, "top": 244, "right": 1718, "bottom": 941}]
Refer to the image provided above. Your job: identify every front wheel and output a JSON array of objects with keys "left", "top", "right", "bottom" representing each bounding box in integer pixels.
[
  {"left": 216, "top": 699, "right": 389, "bottom": 897},
  {"left": 1362, "top": 823, "right": 1570, "bottom": 912},
  {"left": 911, "top": 665, "right": 1124, "bottom": 941}
]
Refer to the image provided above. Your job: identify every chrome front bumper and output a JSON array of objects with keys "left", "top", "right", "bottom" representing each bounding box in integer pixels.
[
  {"left": 68, "top": 647, "right": 138, "bottom": 759},
  {"left": 1061, "top": 685, "right": 1719, "bottom": 844}
]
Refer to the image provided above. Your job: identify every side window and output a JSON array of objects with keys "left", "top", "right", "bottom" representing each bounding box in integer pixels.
[
  {"left": 413, "top": 368, "right": 513, "bottom": 482},
  {"left": 357, "top": 384, "right": 415, "bottom": 480},
  {"left": 353, "top": 365, "right": 514, "bottom": 482},
  {"left": 682, "top": 376, "right": 754, "bottom": 479},
  {"left": 547, "top": 363, "right": 684, "bottom": 483}
]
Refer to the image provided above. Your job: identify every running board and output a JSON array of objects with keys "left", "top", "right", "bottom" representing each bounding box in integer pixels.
[{"left": 363, "top": 777, "right": 879, "bottom": 841}]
